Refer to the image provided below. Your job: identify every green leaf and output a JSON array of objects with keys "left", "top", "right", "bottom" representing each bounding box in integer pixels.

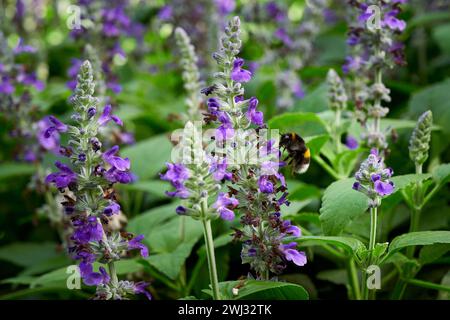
[
  {"left": 146, "top": 216, "right": 203, "bottom": 253},
  {"left": 121, "top": 134, "right": 172, "bottom": 180},
  {"left": 432, "top": 163, "right": 450, "bottom": 186},
  {"left": 127, "top": 203, "right": 178, "bottom": 237},
  {"left": 317, "top": 269, "right": 347, "bottom": 286},
  {"left": 30, "top": 259, "right": 143, "bottom": 288},
  {"left": 211, "top": 280, "right": 309, "bottom": 300},
  {"left": 433, "top": 24, "right": 450, "bottom": 55},
  {"left": 390, "top": 173, "right": 432, "bottom": 193},
  {"left": 117, "top": 180, "right": 168, "bottom": 199},
  {"left": 296, "top": 236, "right": 365, "bottom": 256},
  {"left": 288, "top": 212, "right": 321, "bottom": 226},
  {"left": 333, "top": 149, "right": 361, "bottom": 177},
  {"left": 0, "top": 163, "right": 35, "bottom": 180},
  {"left": 0, "top": 242, "right": 61, "bottom": 267},
  {"left": 289, "top": 183, "right": 321, "bottom": 202},
  {"left": 129, "top": 204, "right": 203, "bottom": 279},
  {"left": 267, "top": 112, "right": 328, "bottom": 138},
  {"left": 147, "top": 239, "right": 199, "bottom": 280},
  {"left": 197, "top": 233, "right": 233, "bottom": 256},
  {"left": 304, "top": 135, "right": 330, "bottom": 156},
  {"left": 408, "top": 79, "right": 450, "bottom": 135},
  {"left": 408, "top": 12, "right": 450, "bottom": 29},
  {"left": 385, "top": 231, "right": 450, "bottom": 262},
  {"left": 419, "top": 244, "right": 450, "bottom": 266},
  {"left": 292, "top": 83, "right": 328, "bottom": 112},
  {"left": 319, "top": 178, "right": 368, "bottom": 235}
]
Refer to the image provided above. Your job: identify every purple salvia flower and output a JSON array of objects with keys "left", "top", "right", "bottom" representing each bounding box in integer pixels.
[
  {"left": 158, "top": 5, "right": 173, "bottom": 21},
  {"left": 45, "top": 161, "right": 77, "bottom": 189},
  {"left": 215, "top": 0, "right": 236, "bottom": 15},
  {"left": 345, "top": 135, "right": 359, "bottom": 150},
  {"left": 133, "top": 282, "right": 152, "bottom": 300},
  {"left": 246, "top": 97, "right": 264, "bottom": 126},
  {"left": 73, "top": 217, "right": 104, "bottom": 244},
  {"left": 98, "top": 104, "right": 123, "bottom": 127},
  {"left": 258, "top": 176, "right": 274, "bottom": 194},
  {"left": 128, "top": 234, "right": 149, "bottom": 258},
  {"left": 102, "top": 145, "right": 130, "bottom": 171},
  {"left": 230, "top": 58, "right": 252, "bottom": 83},
  {"left": 280, "top": 242, "right": 307, "bottom": 266},
  {"left": 103, "top": 201, "right": 121, "bottom": 216},
  {"left": 213, "top": 192, "right": 239, "bottom": 221}
]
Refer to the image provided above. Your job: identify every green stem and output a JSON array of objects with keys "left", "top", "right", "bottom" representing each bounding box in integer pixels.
[
  {"left": 301, "top": 228, "right": 346, "bottom": 260},
  {"left": 347, "top": 258, "right": 361, "bottom": 300},
  {"left": 108, "top": 261, "right": 118, "bottom": 287},
  {"left": 406, "top": 163, "right": 423, "bottom": 258},
  {"left": 406, "top": 279, "right": 450, "bottom": 293},
  {"left": 200, "top": 200, "right": 220, "bottom": 300},
  {"left": 362, "top": 206, "right": 378, "bottom": 300},
  {"left": 335, "top": 109, "right": 342, "bottom": 154},
  {"left": 313, "top": 155, "right": 343, "bottom": 180}
]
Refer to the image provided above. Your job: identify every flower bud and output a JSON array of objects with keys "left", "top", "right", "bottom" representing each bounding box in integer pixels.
[{"left": 409, "top": 111, "right": 432, "bottom": 166}]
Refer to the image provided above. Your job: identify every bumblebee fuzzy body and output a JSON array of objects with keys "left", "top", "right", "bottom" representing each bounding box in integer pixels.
[{"left": 279, "top": 133, "right": 311, "bottom": 174}]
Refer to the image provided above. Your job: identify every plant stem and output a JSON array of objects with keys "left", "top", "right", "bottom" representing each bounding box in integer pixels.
[
  {"left": 362, "top": 206, "right": 378, "bottom": 300},
  {"left": 347, "top": 258, "right": 361, "bottom": 300},
  {"left": 200, "top": 199, "right": 220, "bottom": 300},
  {"left": 108, "top": 261, "right": 118, "bottom": 287},
  {"left": 313, "top": 155, "right": 343, "bottom": 180},
  {"left": 406, "top": 278, "right": 450, "bottom": 293},
  {"left": 406, "top": 163, "right": 423, "bottom": 258},
  {"left": 334, "top": 109, "right": 342, "bottom": 154}
]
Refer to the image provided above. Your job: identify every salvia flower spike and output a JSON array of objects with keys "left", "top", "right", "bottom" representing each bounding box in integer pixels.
[
  {"left": 45, "top": 61, "right": 151, "bottom": 300},
  {"left": 353, "top": 149, "right": 395, "bottom": 208},
  {"left": 175, "top": 27, "right": 203, "bottom": 122},
  {"left": 409, "top": 111, "right": 433, "bottom": 168},
  {"left": 205, "top": 16, "right": 307, "bottom": 279}
]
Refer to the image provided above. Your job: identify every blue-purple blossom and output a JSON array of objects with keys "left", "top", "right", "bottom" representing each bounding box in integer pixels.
[
  {"left": 43, "top": 116, "right": 68, "bottom": 139},
  {"left": 13, "top": 38, "right": 37, "bottom": 54},
  {"left": 246, "top": 97, "right": 264, "bottom": 126},
  {"left": 213, "top": 192, "right": 239, "bottom": 221},
  {"left": 231, "top": 58, "right": 252, "bottom": 83},
  {"left": 128, "top": 235, "right": 149, "bottom": 258},
  {"left": 258, "top": 176, "right": 274, "bottom": 194},
  {"left": 210, "top": 157, "right": 232, "bottom": 181},
  {"left": 158, "top": 5, "right": 173, "bottom": 21},
  {"left": 282, "top": 220, "right": 301, "bottom": 237},
  {"left": 280, "top": 242, "right": 307, "bottom": 266},
  {"left": 80, "top": 263, "right": 110, "bottom": 286},
  {"left": 103, "top": 145, "right": 130, "bottom": 171},
  {"left": 207, "top": 98, "right": 221, "bottom": 115},
  {"left": 98, "top": 104, "right": 123, "bottom": 127},
  {"left": 45, "top": 161, "right": 77, "bottom": 189},
  {"left": 345, "top": 135, "right": 359, "bottom": 150},
  {"left": 215, "top": 0, "right": 236, "bottom": 15},
  {"left": 353, "top": 149, "right": 395, "bottom": 206},
  {"left": 73, "top": 217, "right": 104, "bottom": 244},
  {"left": 103, "top": 201, "right": 121, "bottom": 216}
]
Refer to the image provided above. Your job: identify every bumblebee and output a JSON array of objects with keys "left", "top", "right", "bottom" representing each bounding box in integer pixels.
[{"left": 279, "top": 133, "right": 311, "bottom": 174}]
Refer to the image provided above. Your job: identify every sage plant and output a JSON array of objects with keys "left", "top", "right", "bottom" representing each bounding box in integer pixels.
[
  {"left": 161, "top": 122, "right": 237, "bottom": 300},
  {"left": 174, "top": 27, "right": 204, "bottom": 122},
  {"left": 352, "top": 148, "right": 395, "bottom": 299},
  {"left": 345, "top": 0, "right": 407, "bottom": 152},
  {"left": 327, "top": 69, "right": 349, "bottom": 153},
  {"left": 46, "top": 61, "right": 150, "bottom": 300},
  {"left": 406, "top": 111, "right": 432, "bottom": 256},
  {"left": 204, "top": 17, "right": 307, "bottom": 280}
]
